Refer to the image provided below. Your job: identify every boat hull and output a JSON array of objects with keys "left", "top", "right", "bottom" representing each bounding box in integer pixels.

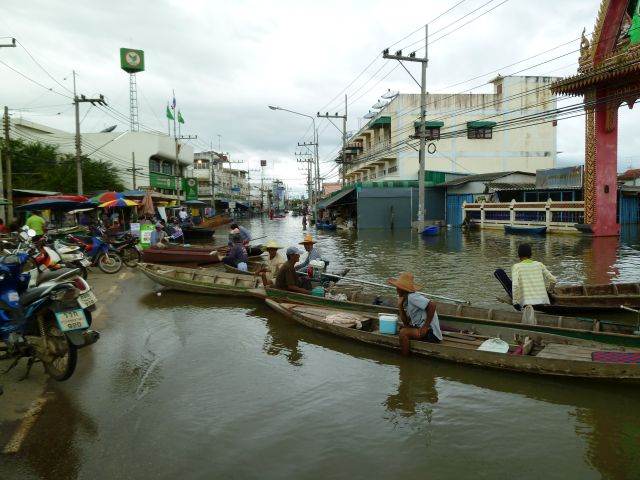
[
  {"left": 266, "top": 299, "right": 640, "bottom": 382},
  {"left": 504, "top": 225, "right": 547, "bottom": 235},
  {"left": 141, "top": 246, "right": 220, "bottom": 264}
]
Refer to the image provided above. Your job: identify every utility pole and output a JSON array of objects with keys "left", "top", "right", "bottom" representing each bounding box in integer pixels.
[
  {"left": 209, "top": 143, "right": 216, "bottom": 212},
  {"left": 318, "top": 94, "right": 348, "bottom": 187},
  {"left": 125, "top": 152, "right": 143, "bottom": 189},
  {"left": 383, "top": 25, "right": 428, "bottom": 229},
  {"left": 297, "top": 141, "right": 318, "bottom": 206},
  {"left": 296, "top": 151, "right": 313, "bottom": 207},
  {"left": 3, "top": 106, "right": 12, "bottom": 221},
  {"left": 73, "top": 71, "right": 107, "bottom": 195}
]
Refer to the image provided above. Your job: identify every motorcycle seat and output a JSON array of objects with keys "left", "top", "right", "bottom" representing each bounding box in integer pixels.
[
  {"left": 37, "top": 268, "right": 77, "bottom": 286},
  {"left": 20, "top": 286, "right": 53, "bottom": 306}
]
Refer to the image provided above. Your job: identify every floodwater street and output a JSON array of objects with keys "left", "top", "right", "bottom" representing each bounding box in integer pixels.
[{"left": 1, "top": 216, "right": 640, "bottom": 479}]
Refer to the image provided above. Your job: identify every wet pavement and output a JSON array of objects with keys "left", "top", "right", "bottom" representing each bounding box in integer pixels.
[{"left": 1, "top": 216, "right": 640, "bottom": 479}]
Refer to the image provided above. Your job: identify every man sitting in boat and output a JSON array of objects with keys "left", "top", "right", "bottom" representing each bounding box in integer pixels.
[
  {"left": 150, "top": 223, "right": 169, "bottom": 248},
  {"left": 296, "top": 235, "right": 322, "bottom": 270},
  {"left": 512, "top": 243, "right": 556, "bottom": 312},
  {"left": 275, "top": 246, "right": 312, "bottom": 294},
  {"left": 388, "top": 272, "right": 443, "bottom": 355},
  {"left": 259, "top": 240, "right": 286, "bottom": 286},
  {"left": 222, "top": 232, "right": 248, "bottom": 268}
]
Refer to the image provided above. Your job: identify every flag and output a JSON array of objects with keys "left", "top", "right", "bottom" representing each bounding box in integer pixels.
[
  {"left": 166, "top": 104, "right": 174, "bottom": 120},
  {"left": 178, "top": 110, "right": 185, "bottom": 124},
  {"left": 171, "top": 91, "right": 176, "bottom": 110}
]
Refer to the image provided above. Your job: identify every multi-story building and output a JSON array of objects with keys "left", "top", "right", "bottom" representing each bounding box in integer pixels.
[
  {"left": 342, "top": 76, "right": 559, "bottom": 184},
  {"left": 12, "top": 118, "right": 193, "bottom": 196},
  {"left": 187, "top": 151, "right": 249, "bottom": 208}
]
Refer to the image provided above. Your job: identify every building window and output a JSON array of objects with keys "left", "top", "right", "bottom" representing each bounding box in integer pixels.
[
  {"left": 467, "top": 126, "right": 493, "bottom": 139},
  {"left": 162, "top": 163, "right": 174, "bottom": 175},
  {"left": 388, "top": 165, "right": 398, "bottom": 174},
  {"left": 149, "top": 159, "right": 160, "bottom": 172},
  {"left": 425, "top": 127, "right": 440, "bottom": 140}
]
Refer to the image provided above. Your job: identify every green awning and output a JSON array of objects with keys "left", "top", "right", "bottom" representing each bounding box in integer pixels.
[
  {"left": 370, "top": 116, "right": 391, "bottom": 128},
  {"left": 467, "top": 121, "right": 496, "bottom": 128},
  {"left": 414, "top": 121, "right": 444, "bottom": 127},
  {"left": 317, "top": 187, "right": 356, "bottom": 209}
]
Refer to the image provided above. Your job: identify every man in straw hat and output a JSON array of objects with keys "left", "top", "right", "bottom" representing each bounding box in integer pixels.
[
  {"left": 275, "top": 246, "right": 312, "bottom": 294},
  {"left": 259, "top": 240, "right": 286, "bottom": 286},
  {"left": 296, "top": 235, "right": 322, "bottom": 270},
  {"left": 388, "top": 272, "right": 443, "bottom": 355}
]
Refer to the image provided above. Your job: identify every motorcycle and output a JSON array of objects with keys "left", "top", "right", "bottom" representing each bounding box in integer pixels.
[
  {"left": 106, "top": 231, "right": 142, "bottom": 268},
  {"left": 66, "top": 232, "right": 123, "bottom": 274},
  {"left": 0, "top": 240, "right": 99, "bottom": 381},
  {"left": 51, "top": 239, "right": 91, "bottom": 279}
]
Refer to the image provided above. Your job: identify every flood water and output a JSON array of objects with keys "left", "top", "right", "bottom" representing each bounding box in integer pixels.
[{"left": 10, "top": 216, "right": 640, "bottom": 479}]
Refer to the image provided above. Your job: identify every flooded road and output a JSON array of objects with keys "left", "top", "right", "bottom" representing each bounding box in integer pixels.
[{"left": 3, "top": 216, "right": 640, "bottom": 479}]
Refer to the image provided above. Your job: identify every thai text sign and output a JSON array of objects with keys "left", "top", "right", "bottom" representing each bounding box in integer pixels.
[{"left": 150, "top": 172, "right": 175, "bottom": 189}]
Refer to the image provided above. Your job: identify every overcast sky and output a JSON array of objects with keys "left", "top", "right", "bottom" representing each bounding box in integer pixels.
[{"left": 2, "top": 0, "right": 637, "bottom": 195}]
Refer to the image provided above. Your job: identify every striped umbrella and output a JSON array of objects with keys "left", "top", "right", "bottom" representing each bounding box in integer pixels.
[
  {"left": 89, "top": 191, "right": 125, "bottom": 204},
  {"left": 99, "top": 199, "right": 141, "bottom": 208}
]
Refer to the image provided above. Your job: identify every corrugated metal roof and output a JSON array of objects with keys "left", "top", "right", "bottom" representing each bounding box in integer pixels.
[
  {"left": 439, "top": 171, "right": 533, "bottom": 187},
  {"left": 486, "top": 182, "right": 537, "bottom": 191}
]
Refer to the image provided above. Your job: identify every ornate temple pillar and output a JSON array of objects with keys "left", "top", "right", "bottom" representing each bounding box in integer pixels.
[{"left": 584, "top": 90, "right": 620, "bottom": 236}]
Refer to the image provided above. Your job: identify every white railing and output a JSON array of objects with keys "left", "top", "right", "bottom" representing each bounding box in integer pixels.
[{"left": 463, "top": 199, "right": 585, "bottom": 232}]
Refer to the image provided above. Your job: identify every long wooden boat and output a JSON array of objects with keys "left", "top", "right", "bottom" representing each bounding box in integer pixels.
[
  {"left": 494, "top": 268, "right": 640, "bottom": 313},
  {"left": 198, "top": 214, "right": 232, "bottom": 229},
  {"left": 181, "top": 226, "right": 216, "bottom": 241},
  {"left": 137, "top": 262, "right": 263, "bottom": 295},
  {"left": 264, "top": 287, "right": 640, "bottom": 348},
  {"left": 316, "top": 222, "right": 337, "bottom": 230},
  {"left": 141, "top": 246, "right": 220, "bottom": 265},
  {"left": 504, "top": 225, "right": 547, "bottom": 235},
  {"left": 420, "top": 225, "right": 439, "bottom": 236},
  {"left": 265, "top": 299, "right": 640, "bottom": 382}
]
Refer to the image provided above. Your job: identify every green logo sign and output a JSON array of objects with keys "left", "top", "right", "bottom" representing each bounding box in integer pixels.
[
  {"left": 182, "top": 178, "right": 199, "bottom": 201},
  {"left": 150, "top": 172, "right": 175, "bottom": 189},
  {"left": 120, "top": 48, "right": 145, "bottom": 73}
]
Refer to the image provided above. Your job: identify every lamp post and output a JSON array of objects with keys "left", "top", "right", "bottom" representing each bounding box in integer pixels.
[{"left": 268, "top": 105, "right": 318, "bottom": 219}]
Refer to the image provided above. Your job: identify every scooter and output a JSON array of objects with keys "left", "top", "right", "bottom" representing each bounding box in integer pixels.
[
  {"left": 0, "top": 232, "right": 99, "bottom": 381},
  {"left": 65, "top": 233, "right": 123, "bottom": 274}
]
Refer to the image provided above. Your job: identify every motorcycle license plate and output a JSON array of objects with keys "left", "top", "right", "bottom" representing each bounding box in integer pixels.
[
  {"left": 80, "top": 259, "right": 91, "bottom": 267},
  {"left": 55, "top": 309, "right": 89, "bottom": 332},
  {"left": 77, "top": 290, "right": 98, "bottom": 309},
  {"left": 8, "top": 291, "right": 19, "bottom": 302}
]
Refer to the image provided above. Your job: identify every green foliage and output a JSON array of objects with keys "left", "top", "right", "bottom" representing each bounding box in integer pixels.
[{"left": 6, "top": 138, "right": 125, "bottom": 193}]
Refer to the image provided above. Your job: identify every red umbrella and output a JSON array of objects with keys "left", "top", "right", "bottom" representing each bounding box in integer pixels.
[
  {"left": 27, "top": 195, "right": 89, "bottom": 203},
  {"left": 89, "top": 191, "right": 125, "bottom": 204}
]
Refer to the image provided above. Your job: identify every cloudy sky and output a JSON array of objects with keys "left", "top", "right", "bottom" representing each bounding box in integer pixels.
[{"left": 1, "top": 0, "right": 637, "bottom": 195}]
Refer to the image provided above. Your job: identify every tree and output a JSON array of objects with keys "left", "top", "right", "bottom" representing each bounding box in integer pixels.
[{"left": 7, "top": 139, "right": 125, "bottom": 193}]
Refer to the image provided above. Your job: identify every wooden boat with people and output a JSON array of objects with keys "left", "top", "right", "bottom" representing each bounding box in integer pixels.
[
  {"left": 494, "top": 268, "right": 640, "bottom": 313},
  {"left": 265, "top": 299, "right": 640, "bottom": 382},
  {"left": 181, "top": 226, "right": 216, "bottom": 241},
  {"left": 264, "top": 287, "right": 640, "bottom": 348},
  {"left": 137, "top": 262, "right": 263, "bottom": 296},
  {"left": 198, "top": 214, "right": 232, "bottom": 229},
  {"left": 141, "top": 246, "right": 221, "bottom": 265}
]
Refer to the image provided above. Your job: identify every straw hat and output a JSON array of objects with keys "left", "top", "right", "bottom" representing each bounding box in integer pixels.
[
  {"left": 265, "top": 240, "right": 283, "bottom": 249},
  {"left": 299, "top": 235, "right": 317, "bottom": 245},
  {"left": 387, "top": 272, "right": 422, "bottom": 293}
]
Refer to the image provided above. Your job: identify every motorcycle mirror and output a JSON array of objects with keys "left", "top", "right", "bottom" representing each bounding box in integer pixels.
[{"left": 27, "top": 229, "right": 37, "bottom": 238}]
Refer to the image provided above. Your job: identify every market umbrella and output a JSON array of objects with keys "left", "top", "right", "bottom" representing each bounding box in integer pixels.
[
  {"left": 27, "top": 195, "right": 89, "bottom": 203},
  {"left": 15, "top": 199, "right": 95, "bottom": 212},
  {"left": 99, "top": 199, "right": 141, "bottom": 208},
  {"left": 141, "top": 190, "right": 155, "bottom": 216},
  {"left": 89, "top": 191, "right": 125, "bottom": 204}
]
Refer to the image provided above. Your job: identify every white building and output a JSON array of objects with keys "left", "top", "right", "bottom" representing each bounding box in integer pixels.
[
  {"left": 12, "top": 118, "right": 193, "bottom": 196},
  {"left": 343, "top": 76, "right": 559, "bottom": 184}
]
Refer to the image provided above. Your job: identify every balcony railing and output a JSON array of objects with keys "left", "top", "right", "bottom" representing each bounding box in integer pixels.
[{"left": 463, "top": 199, "right": 585, "bottom": 232}]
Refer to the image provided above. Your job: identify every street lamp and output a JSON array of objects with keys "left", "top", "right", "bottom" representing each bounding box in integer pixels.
[{"left": 268, "top": 105, "right": 319, "bottom": 218}]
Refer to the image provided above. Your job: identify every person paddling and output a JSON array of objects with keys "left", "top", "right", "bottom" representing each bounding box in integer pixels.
[{"left": 388, "top": 272, "right": 443, "bottom": 356}]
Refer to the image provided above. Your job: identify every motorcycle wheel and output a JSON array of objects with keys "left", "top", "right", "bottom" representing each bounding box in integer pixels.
[
  {"left": 97, "top": 252, "right": 123, "bottom": 274},
  {"left": 121, "top": 246, "right": 141, "bottom": 267},
  {"left": 40, "top": 315, "right": 78, "bottom": 381}
]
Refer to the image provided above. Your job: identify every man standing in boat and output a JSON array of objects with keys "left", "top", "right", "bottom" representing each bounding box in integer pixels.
[
  {"left": 388, "top": 272, "right": 442, "bottom": 355},
  {"left": 275, "top": 246, "right": 312, "bottom": 294},
  {"left": 296, "top": 235, "right": 322, "bottom": 270},
  {"left": 512, "top": 243, "right": 557, "bottom": 311}
]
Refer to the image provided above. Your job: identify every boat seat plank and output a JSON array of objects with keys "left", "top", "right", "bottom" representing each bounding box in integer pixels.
[{"left": 535, "top": 343, "right": 596, "bottom": 361}]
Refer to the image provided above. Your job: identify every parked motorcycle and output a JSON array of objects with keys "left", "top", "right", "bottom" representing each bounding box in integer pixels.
[
  {"left": 107, "top": 231, "right": 142, "bottom": 268},
  {"left": 66, "top": 233, "right": 123, "bottom": 274},
  {"left": 0, "top": 244, "right": 99, "bottom": 381}
]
